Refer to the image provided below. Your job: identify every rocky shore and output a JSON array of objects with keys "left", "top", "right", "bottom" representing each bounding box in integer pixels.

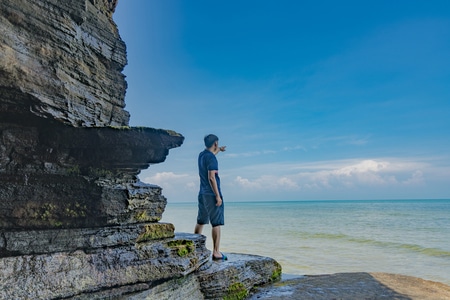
[
  {"left": 250, "top": 272, "right": 450, "bottom": 300},
  {"left": 1, "top": 0, "right": 449, "bottom": 299}
]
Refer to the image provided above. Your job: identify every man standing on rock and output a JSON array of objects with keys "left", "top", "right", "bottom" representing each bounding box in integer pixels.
[{"left": 195, "top": 134, "right": 228, "bottom": 261}]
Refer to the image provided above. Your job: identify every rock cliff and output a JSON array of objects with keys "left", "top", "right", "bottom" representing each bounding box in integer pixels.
[
  {"left": 0, "top": 0, "right": 281, "bottom": 299},
  {"left": 1, "top": 0, "right": 128, "bottom": 127}
]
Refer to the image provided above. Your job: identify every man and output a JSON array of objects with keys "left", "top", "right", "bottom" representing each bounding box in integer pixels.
[{"left": 194, "top": 134, "right": 227, "bottom": 261}]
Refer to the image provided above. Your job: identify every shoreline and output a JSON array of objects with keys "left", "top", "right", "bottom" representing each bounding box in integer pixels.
[
  {"left": 280, "top": 271, "right": 450, "bottom": 286},
  {"left": 251, "top": 272, "right": 450, "bottom": 299}
]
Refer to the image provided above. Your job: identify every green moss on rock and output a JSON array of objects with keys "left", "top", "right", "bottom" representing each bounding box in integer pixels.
[
  {"left": 224, "top": 282, "right": 248, "bottom": 300},
  {"left": 136, "top": 223, "right": 175, "bottom": 243},
  {"left": 66, "top": 165, "right": 81, "bottom": 175},
  {"left": 88, "top": 167, "right": 113, "bottom": 178},
  {"left": 167, "top": 239, "right": 195, "bottom": 257},
  {"left": 134, "top": 210, "right": 149, "bottom": 222},
  {"left": 133, "top": 210, "right": 162, "bottom": 223},
  {"left": 271, "top": 263, "right": 282, "bottom": 282},
  {"left": 108, "top": 125, "right": 131, "bottom": 130},
  {"left": 30, "top": 201, "right": 89, "bottom": 228}
]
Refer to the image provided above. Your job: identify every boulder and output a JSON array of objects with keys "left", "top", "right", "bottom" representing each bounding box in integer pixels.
[{"left": 197, "top": 253, "right": 282, "bottom": 300}]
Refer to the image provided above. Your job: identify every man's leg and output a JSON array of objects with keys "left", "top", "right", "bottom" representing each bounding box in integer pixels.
[
  {"left": 195, "top": 194, "right": 207, "bottom": 234},
  {"left": 194, "top": 223, "right": 204, "bottom": 234},
  {"left": 212, "top": 225, "right": 221, "bottom": 258}
]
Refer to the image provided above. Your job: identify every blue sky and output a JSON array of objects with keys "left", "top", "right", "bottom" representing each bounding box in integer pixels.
[{"left": 113, "top": 1, "right": 450, "bottom": 202}]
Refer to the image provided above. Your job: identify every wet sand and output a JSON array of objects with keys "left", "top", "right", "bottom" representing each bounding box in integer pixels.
[{"left": 249, "top": 272, "right": 450, "bottom": 300}]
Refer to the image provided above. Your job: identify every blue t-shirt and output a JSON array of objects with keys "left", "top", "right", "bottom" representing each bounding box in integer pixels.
[{"left": 198, "top": 149, "right": 221, "bottom": 196}]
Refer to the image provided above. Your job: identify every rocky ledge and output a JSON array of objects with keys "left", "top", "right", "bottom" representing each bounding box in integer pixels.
[
  {"left": 0, "top": 110, "right": 184, "bottom": 230},
  {"left": 0, "top": 240, "right": 282, "bottom": 299}
]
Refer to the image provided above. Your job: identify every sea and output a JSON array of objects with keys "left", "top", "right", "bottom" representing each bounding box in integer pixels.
[{"left": 161, "top": 199, "right": 450, "bottom": 286}]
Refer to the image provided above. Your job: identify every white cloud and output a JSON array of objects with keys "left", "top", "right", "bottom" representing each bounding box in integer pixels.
[
  {"left": 234, "top": 175, "right": 300, "bottom": 190},
  {"left": 225, "top": 150, "right": 276, "bottom": 158},
  {"left": 141, "top": 157, "right": 447, "bottom": 202},
  {"left": 144, "top": 171, "right": 188, "bottom": 183},
  {"left": 235, "top": 176, "right": 260, "bottom": 189},
  {"left": 331, "top": 159, "right": 389, "bottom": 176},
  {"left": 225, "top": 151, "right": 265, "bottom": 158},
  {"left": 278, "top": 176, "right": 299, "bottom": 188},
  {"left": 403, "top": 170, "right": 424, "bottom": 185},
  {"left": 282, "top": 145, "right": 307, "bottom": 151},
  {"left": 224, "top": 137, "right": 367, "bottom": 160},
  {"left": 143, "top": 172, "right": 197, "bottom": 193},
  {"left": 311, "top": 135, "right": 371, "bottom": 147},
  {"left": 231, "top": 158, "right": 429, "bottom": 193}
]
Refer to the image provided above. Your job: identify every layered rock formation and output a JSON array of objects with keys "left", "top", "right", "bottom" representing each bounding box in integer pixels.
[
  {"left": 1, "top": 0, "right": 128, "bottom": 126},
  {"left": 0, "top": 0, "right": 281, "bottom": 299},
  {"left": 0, "top": 0, "right": 184, "bottom": 232}
]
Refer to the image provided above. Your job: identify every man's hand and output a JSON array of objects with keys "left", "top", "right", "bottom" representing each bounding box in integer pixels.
[
  {"left": 219, "top": 146, "right": 226, "bottom": 152},
  {"left": 216, "top": 195, "right": 222, "bottom": 206}
]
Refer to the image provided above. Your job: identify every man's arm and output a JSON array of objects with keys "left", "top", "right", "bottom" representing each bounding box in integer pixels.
[
  {"left": 212, "top": 145, "right": 226, "bottom": 155},
  {"left": 208, "top": 170, "right": 222, "bottom": 206}
]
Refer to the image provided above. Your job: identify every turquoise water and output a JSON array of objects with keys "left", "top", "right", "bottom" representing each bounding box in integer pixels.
[{"left": 161, "top": 199, "right": 450, "bottom": 285}]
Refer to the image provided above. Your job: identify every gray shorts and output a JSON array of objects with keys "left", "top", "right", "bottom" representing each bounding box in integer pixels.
[{"left": 197, "top": 194, "right": 224, "bottom": 227}]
